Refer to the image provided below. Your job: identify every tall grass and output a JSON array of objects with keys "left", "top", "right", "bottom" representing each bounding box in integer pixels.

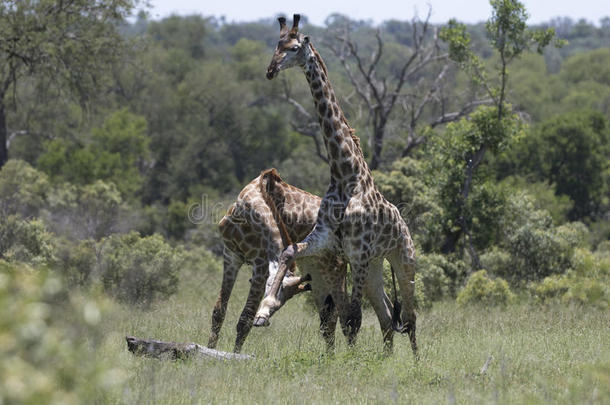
[{"left": 100, "top": 268, "right": 609, "bottom": 404}]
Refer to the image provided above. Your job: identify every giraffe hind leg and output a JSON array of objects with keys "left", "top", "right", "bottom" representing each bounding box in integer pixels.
[{"left": 364, "top": 258, "right": 394, "bottom": 353}]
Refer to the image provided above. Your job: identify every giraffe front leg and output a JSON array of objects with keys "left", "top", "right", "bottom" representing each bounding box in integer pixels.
[
  {"left": 234, "top": 261, "right": 267, "bottom": 353},
  {"left": 208, "top": 250, "right": 241, "bottom": 349}
]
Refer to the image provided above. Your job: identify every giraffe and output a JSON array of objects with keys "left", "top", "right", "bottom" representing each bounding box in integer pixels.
[
  {"left": 254, "top": 15, "right": 418, "bottom": 355},
  {"left": 209, "top": 168, "right": 347, "bottom": 353}
]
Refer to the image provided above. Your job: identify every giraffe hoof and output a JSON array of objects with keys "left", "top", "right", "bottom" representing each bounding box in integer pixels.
[{"left": 253, "top": 316, "right": 270, "bottom": 327}]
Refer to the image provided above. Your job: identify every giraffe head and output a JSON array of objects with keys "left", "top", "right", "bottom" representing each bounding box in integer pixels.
[
  {"left": 255, "top": 270, "right": 312, "bottom": 326},
  {"left": 266, "top": 14, "right": 310, "bottom": 80}
]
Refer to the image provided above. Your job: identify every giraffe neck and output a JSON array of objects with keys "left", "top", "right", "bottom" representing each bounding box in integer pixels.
[{"left": 302, "top": 44, "right": 371, "bottom": 187}]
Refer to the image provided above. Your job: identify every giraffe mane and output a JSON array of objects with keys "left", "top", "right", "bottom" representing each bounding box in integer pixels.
[
  {"left": 309, "top": 43, "right": 361, "bottom": 149},
  {"left": 309, "top": 44, "right": 329, "bottom": 78}
]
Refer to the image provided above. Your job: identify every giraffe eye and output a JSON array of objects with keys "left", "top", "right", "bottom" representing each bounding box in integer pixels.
[{"left": 290, "top": 45, "right": 299, "bottom": 52}]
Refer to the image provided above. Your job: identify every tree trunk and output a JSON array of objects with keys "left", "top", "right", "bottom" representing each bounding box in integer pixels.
[
  {"left": 369, "top": 126, "right": 385, "bottom": 170},
  {"left": 0, "top": 99, "right": 8, "bottom": 169},
  {"left": 125, "top": 336, "right": 253, "bottom": 361}
]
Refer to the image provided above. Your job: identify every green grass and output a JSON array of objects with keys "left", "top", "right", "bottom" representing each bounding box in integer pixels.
[{"left": 100, "top": 269, "right": 610, "bottom": 404}]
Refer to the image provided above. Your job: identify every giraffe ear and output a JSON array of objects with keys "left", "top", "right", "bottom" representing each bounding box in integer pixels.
[{"left": 303, "top": 35, "right": 310, "bottom": 44}]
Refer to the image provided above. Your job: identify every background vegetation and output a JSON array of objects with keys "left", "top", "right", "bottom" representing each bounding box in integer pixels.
[{"left": 0, "top": 0, "right": 608, "bottom": 402}]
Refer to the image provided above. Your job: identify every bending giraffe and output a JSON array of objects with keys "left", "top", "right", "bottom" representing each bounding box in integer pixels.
[
  {"left": 255, "top": 15, "right": 418, "bottom": 355},
  {"left": 209, "top": 168, "right": 347, "bottom": 353}
]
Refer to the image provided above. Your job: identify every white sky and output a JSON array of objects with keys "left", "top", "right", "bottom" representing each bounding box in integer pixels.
[{"left": 145, "top": 0, "right": 609, "bottom": 26}]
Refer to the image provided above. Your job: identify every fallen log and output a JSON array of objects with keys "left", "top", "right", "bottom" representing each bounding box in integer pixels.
[{"left": 125, "top": 336, "right": 253, "bottom": 361}]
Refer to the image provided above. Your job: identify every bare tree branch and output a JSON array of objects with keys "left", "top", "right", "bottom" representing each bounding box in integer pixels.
[{"left": 325, "top": 11, "right": 463, "bottom": 169}]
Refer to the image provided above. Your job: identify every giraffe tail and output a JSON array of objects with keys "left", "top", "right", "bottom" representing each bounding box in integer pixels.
[{"left": 390, "top": 264, "right": 409, "bottom": 334}]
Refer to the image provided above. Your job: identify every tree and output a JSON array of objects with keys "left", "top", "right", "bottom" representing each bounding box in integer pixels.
[
  {"left": 37, "top": 109, "right": 150, "bottom": 198},
  {"left": 510, "top": 110, "right": 610, "bottom": 220},
  {"left": 436, "top": 0, "right": 559, "bottom": 268},
  {"left": 324, "top": 12, "right": 489, "bottom": 169},
  {"left": 0, "top": 0, "right": 136, "bottom": 168}
]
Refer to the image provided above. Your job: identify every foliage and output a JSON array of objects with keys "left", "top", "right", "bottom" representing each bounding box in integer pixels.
[
  {"left": 98, "top": 232, "right": 183, "bottom": 305},
  {"left": 457, "top": 269, "right": 516, "bottom": 306},
  {"left": 0, "top": 160, "right": 51, "bottom": 217},
  {"left": 497, "top": 176, "right": 573, "bottom": 224},
  {"left": 373, "top": 158, "right": 444, "bottom": 250},
  {"left": 506, "top": 110, "right": 610, "bottom": 220},
  {"left": 530, "top": 248, "right": 610, "bottom": 308},
  {"left": 413, "top": 255, "right": 451, "bottom": 309},
  {"left": 54, "top": 239, "right": 99, "bottom": 287},
  {"left": 0, "top": 0, "right": 137, "bottom": 167},
  {"left": 38, "top": 110, "right": 150, "bottom": 197},
  {"left": 0, "top": 216, "right": 56, "bottom": 266},
  {"left": 428, "top": 106, "right": 523, "bottom": 253},
  {"left": 491, "top": 192, "right": 589, "bottom": 283},
  {"left": 0, "top": 261, "right": 121, "bottom": 404},
  {"left": 505, "top": 221, "right": 588, "bottom": 283},
  {"left": 45, "top": 180, "right": 127, "bottom": 240},
  {"left": 147, "top": 15, "right": 208, "bottom": 59},
  {"left": 436, "top": 0, "right": 562, "bottom": 270}
]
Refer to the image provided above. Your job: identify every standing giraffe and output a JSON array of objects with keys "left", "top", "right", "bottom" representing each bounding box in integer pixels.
[
  {"left": 209, "top": 168, "right": 347, "bottom": 353},
  {"left": 254, "top": 15, "right": 417, "bottom": 354}
]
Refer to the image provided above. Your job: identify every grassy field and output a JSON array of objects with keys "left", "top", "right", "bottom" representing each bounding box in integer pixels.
[{"left": 100, "top": 268, "right": 610, "bottom": 404}]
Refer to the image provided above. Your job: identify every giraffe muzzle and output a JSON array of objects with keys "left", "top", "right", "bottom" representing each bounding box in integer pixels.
[{"left": 266, "top": 69, "right": 277, "bottom": 80}]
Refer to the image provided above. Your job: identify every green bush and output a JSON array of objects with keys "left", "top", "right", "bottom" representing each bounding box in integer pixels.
[
  {"left": 54, "top": 238, "right": 98, "bottom": 287},
  {"left": 46, "top": 180, "right": 126, "bottom": 240},
  {"left": 505, "top": 220, "right": 586, "bottom": 283},
  {"left": 480, "top": 247, "right": 513, "bottom": 280},
  {"left": 37, "top": 109, "right": 150, "bottom": 198},
  {"left": 530, "top": 248, "right": 610, "bottom": 308},
  {"left": 0, "top": 159, "right": 50, "bottom": 217},
  {"left": 413, "top": 272, "right": 428, "bottom": 310},
  {"left": 415, "top": 254, "right": 456, "bottom": 307},
  {"left": 530, "top": 272, "right": 608, "bottom": 308},
  {"left": 99, "top": 232, "right": 182, "bottom": 305},
  {"left": 596, "top": 240, "right": 610, "bottom": 255},
  {"left": 0, "top": 261, "right": 122, "bottom": 403},
  {"left": 457, "top": 270, "right": 515, "bottom": 306},
  {"left": 0, "top": 216, "right": 56, "bottom": 266}
]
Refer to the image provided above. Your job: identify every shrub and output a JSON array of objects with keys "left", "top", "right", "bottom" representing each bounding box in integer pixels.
[
  {"left": 0, "top": 216, "right": 56, "bottom": 266},
  {"left": 46, "top": 180, "right": 125, "bottom": 240},
  {"left": 480, "top": 247, "right": 513, "bottom": 280},
  {"left": 597, "top": 240, "right": 610, "bottom": 255},
  {"left": 99, "top": 232, "right": 182, "bottom": 305},
  {"left": 37, "top": 109, "right": 150, "bottom": 197},
  {"left": 457, "top": 270, "right": 515, "bottom": 306},
  {"left": 54, "top": 238, "right": 98, "bottom": 287},
  {"left": 0, "top": 261, "right": 121, "bottom": 403},
  {"left": 413, "top": 273, "right": 428, "bottom": 310},
  {"left": 505, "top": 221, "right": 587, "bottom": 283},
  {"left": 415, "top": 254, "right": 454, "bottom": 305},
  {"left": 530, "top": 272, "right": 608, "bottom": 308},
  {"left": 0, "top": 159, "right": 50, "bottom": 217},
  {"left": 530, "top": 248, "right": 610, "bottom": 308}
]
